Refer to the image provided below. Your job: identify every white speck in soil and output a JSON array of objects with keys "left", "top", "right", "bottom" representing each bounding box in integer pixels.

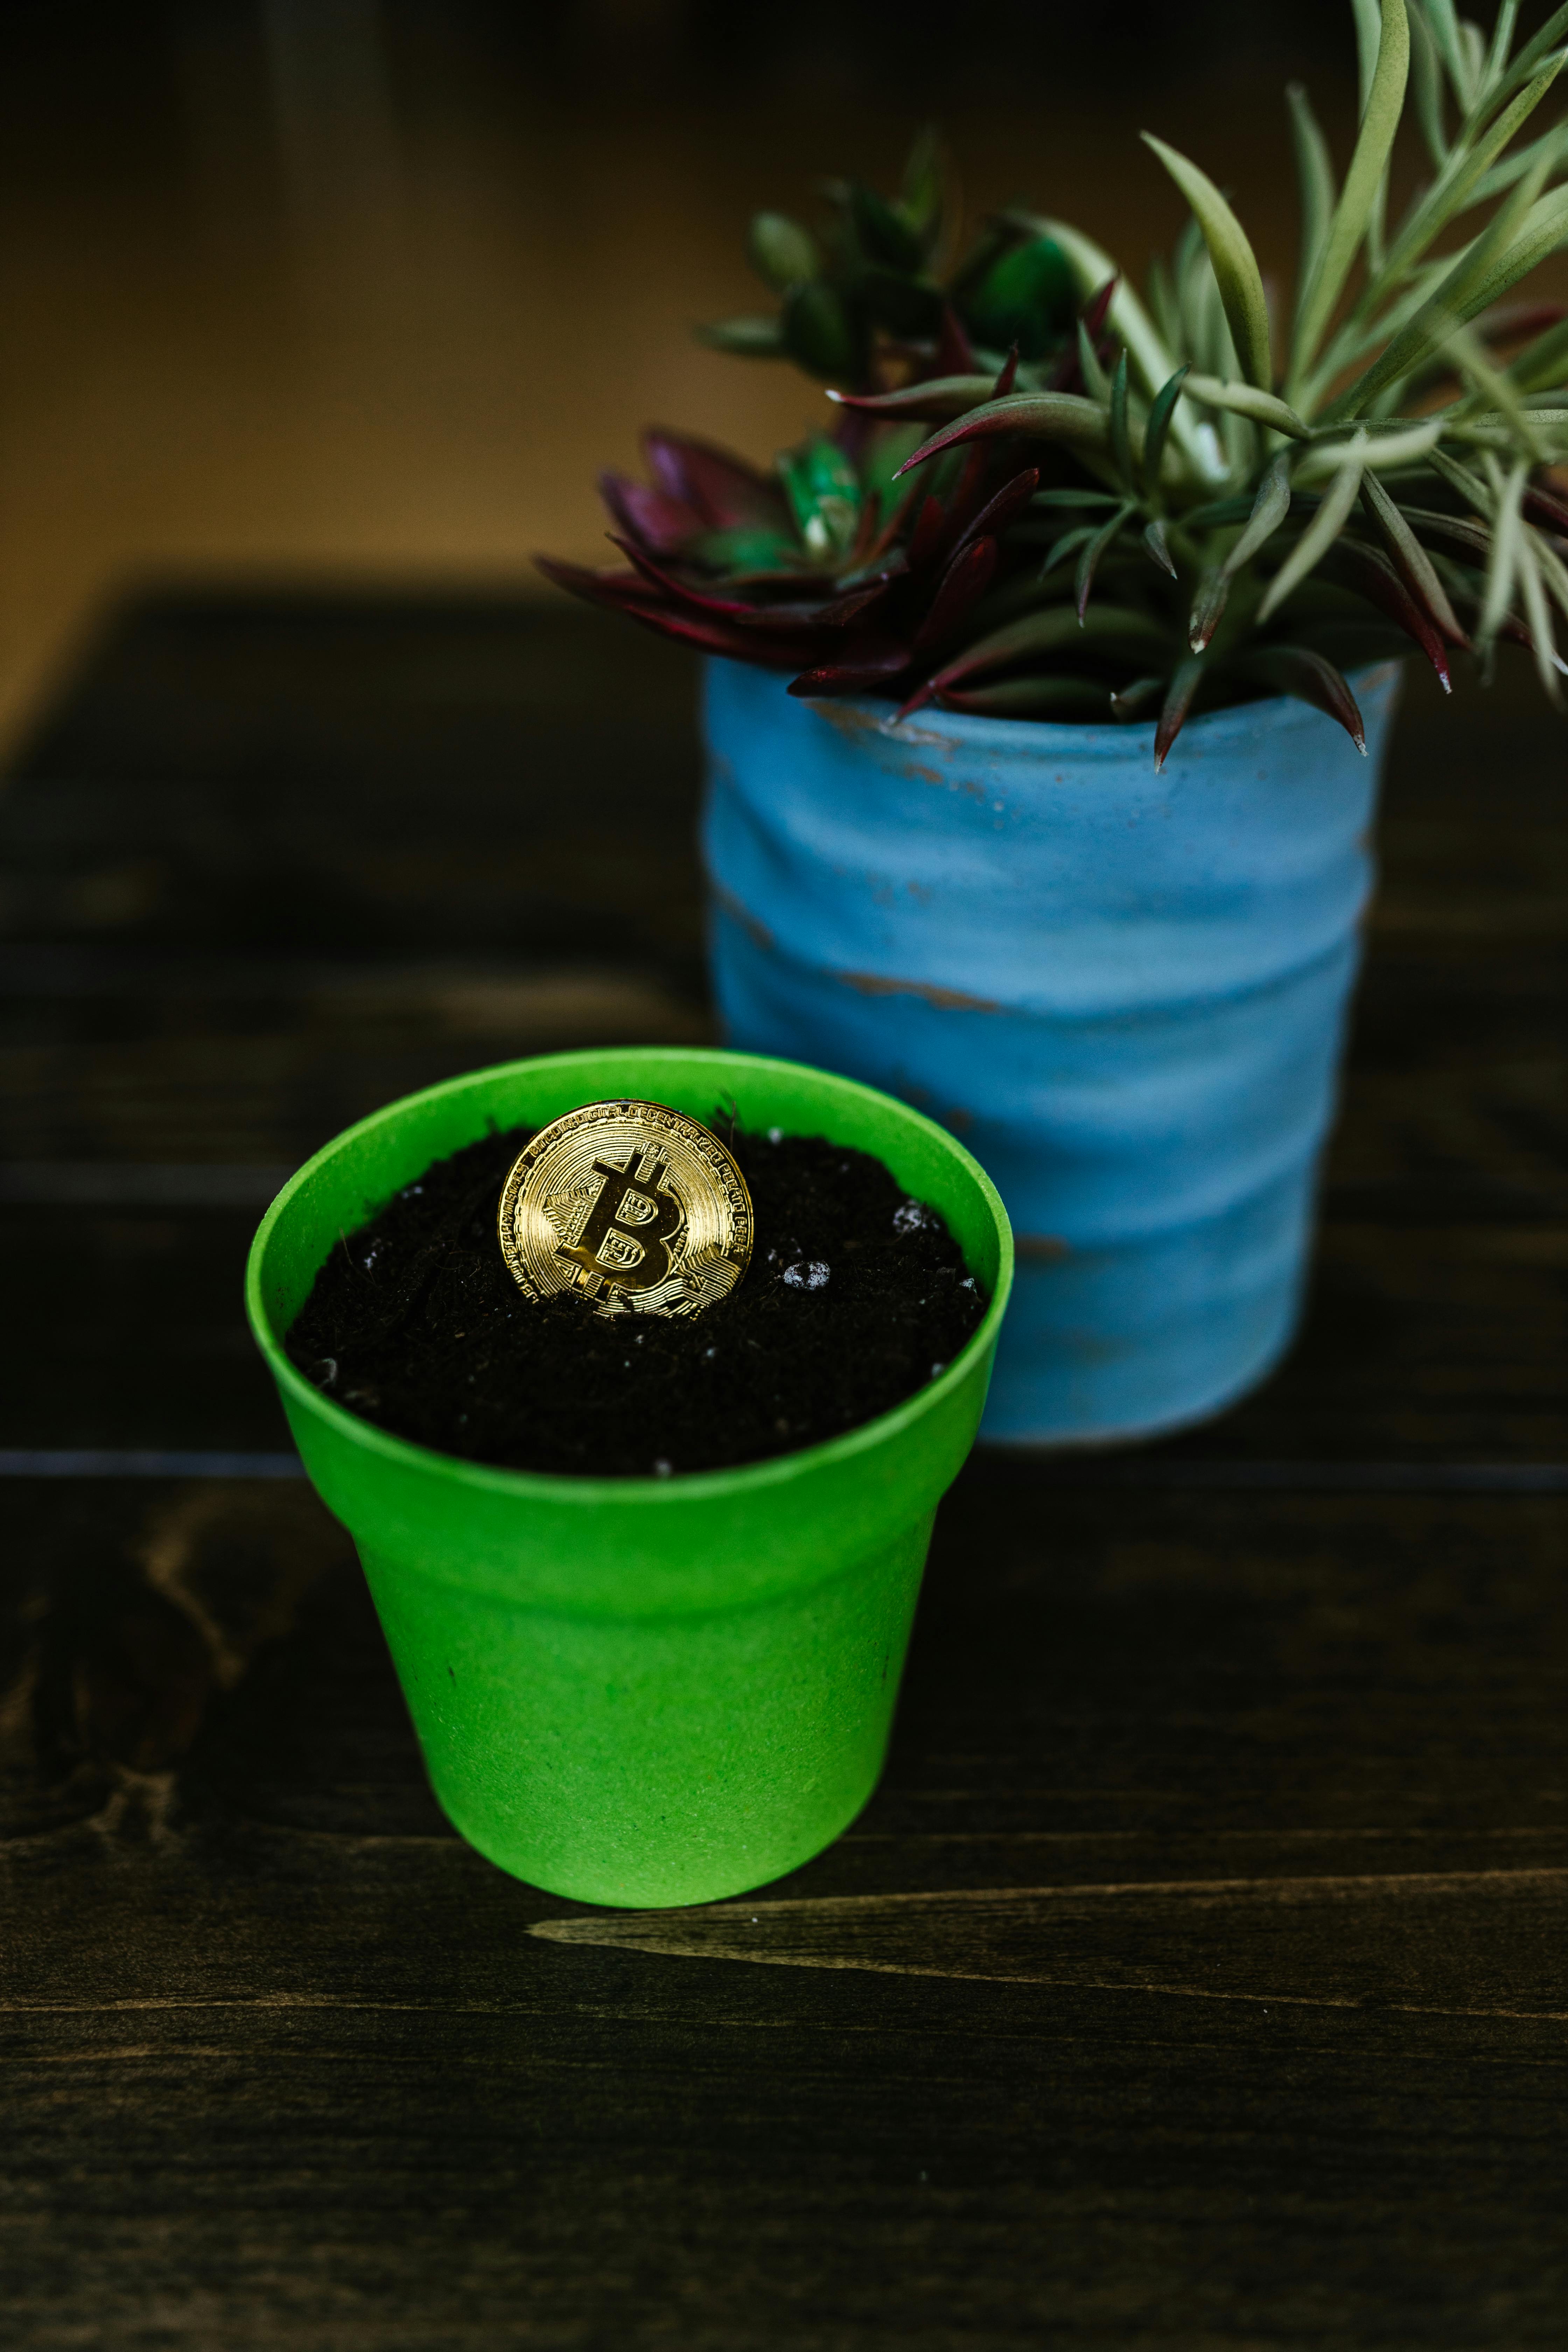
[
  {"left": 893, "top": 1199, "right": 937, "bottom": 1235},
  {"left": 311, "top": 1357, "right": 337, "bottom": 1388},
  {"left": 930, "top": 1362, "right": 946, "bottom": 1378},
  {"left": 767, "top": 1127, "right": 783, "bottom": 1143},
  {"left": 653, "top": 1458, "right": 673, "bottom": 1477},
  {"left": 782, "top": 1260, "right": 830, "bottom": 1290}
]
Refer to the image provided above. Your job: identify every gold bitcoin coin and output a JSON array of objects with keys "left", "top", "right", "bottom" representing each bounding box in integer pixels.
[{"left": 498, "top": 1099, "right": 753, "bottom": 1320}]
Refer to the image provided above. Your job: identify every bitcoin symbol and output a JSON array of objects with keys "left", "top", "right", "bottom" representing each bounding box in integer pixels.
[
  {"left": 497, "top": 1098, "right": 753, "bottom": 1320},
  {"left": 558, "top": 1148, "right": 683, "bottom": 1296}
]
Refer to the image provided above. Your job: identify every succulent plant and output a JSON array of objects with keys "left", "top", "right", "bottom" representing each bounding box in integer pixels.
[
  {"left": 699, "top": 127, "right": 1082, "bottom": 391},
  {"left": 544, "top": 2, "right": 1568, "bottom": 766}
]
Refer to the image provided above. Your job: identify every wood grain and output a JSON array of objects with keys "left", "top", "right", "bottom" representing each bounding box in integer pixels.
[{"left": 1, "top": 601, "right": 1565, "bottom": 2346}]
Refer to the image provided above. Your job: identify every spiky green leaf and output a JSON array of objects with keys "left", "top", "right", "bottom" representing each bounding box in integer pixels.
[
  {"left": 1407, "top": 2, "right": 1448, "bottom": 167},
  {"left": 1477, "top": 459, "right": 1526, "bottom": 650},
  {"left": 1142, "top": 366, "right": 1190, "bottom": 496},
  {"left": 1477, "top": 2, "right": 1568, "bottom": 119},
  {"left": 896, "top": 393, "right": 1114, "bottom": 477},
  {"left": 1515, "top": 527, "right": 1564, "bottom": 705},
  {"left": 1358, "top": 470, "right": 1465, "bottom": 639},
  {"left": 1287, "top": 82, "right": 1336, "bottom": 323},
  {"left": 1222, "top": 450, "right": 1295, "bottom": 579},
  {"left": 1258, "top": 443, "right": 1367, "bottom": 621},
  {"left": 1350, "top": 0, "right": 1392, "bottom": 269},
  {"left": 1141, "top": 133, "right": 1273, "bottom": 389},
  {"left": 1241, "top": 644, "right": 1367, "bottom": 748},
  {"left": 1380, "top": 56, "right": 1567, "bottom": 288},
  {"left": 1184, "top": 373, "right": 1310, "bottom": 438},
  {"left": 1143, "top": 519, "right": 1179, "bottom": 578},
  {"left": 1188, "top": 572, "right": 1230, "bottom": 653},
  {"left": 1155, "top": 653, "right": 1208, "bottom": 769},
  {"left": 1293, "top": 0, "right": 1410, "bottom": 378},
  {"left": 1076, "top": 500, "right": 1137, "bottom": 620},
  {"left": 1108, "top": 350, "right": 1133, "bottom": 488},
  {"left": 1336, "top": 176, "right": 1568, "bottom": 416},
  {"left": 938, "top": 676, "right": 1110, "bottom": 717},
  {"left": 1296, "top": 419, "right": 1441, "bottom": 477}
]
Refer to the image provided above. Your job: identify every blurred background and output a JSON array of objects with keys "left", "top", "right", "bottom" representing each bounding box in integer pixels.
[{"left": 0, "top": 0, "right": 1399, "bottom": 749}]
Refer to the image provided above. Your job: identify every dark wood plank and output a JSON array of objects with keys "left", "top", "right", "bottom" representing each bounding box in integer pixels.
[
  {"left": 2, "top": 1478, "right": 1564, "bottom": 2345},
  {"left": 1, "top": 597, "right": 1565, "bottom": 2345}
]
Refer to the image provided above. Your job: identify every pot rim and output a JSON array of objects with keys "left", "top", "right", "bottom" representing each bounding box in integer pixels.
[
  {"left": 742, "top": 656, "right": 1404, "bottom": 764},
  {"left": 245, "top": 1044, "right": 1014, "bottom": 1507}
]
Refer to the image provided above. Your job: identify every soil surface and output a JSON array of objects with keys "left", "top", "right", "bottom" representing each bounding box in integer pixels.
[{"left": 284, "top": 1119, "right": 989, "bottom": 1477}]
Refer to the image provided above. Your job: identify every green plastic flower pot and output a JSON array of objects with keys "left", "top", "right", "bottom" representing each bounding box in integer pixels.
[{"left": 245, "top": 1046, "right": 1013, "bottom": 1908}]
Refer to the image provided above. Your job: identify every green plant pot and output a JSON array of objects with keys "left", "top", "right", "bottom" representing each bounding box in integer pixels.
[{"left": 245, "top": 1046, "right": 1013, "bottom": 1908}]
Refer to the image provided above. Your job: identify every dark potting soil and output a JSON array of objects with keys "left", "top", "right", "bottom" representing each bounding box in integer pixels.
[{"left": 284, "top": 1121, "right": 989, "bottom": 1477}]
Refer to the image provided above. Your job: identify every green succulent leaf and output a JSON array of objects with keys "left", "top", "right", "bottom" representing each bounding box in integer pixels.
[
  {"left": 747, "top": 214, "right": 820, "bottom": 293},
  {"left": 850, "top": 183, "right": 924, "bottom": 274},
  {"left": 1239, "top": 644, "right": 1367, "bottom": 749},
  {"left": 826, "top": 374, "right": 1001, "bottom": 425},
  {"left": 1478, "top": 1, "right": 1568, "bottom": 119},
  {"left": 1407, "top": 2, "right": 1448, "bottom": 168},
  {"left": 897, "top": 393, "right": 1115, "bottom": 476},
  {"left": 781, "top": 281, "right": 860, "bottom": 380},
  {"left": 938, "top": 675, "right": 1109, "bottom": 716},
  {"left": 1296, "top": 419, "right": 1441, "bottom": 476},
  {"left": 696, "top": 316, "right": 787, "bottom": 358},
  {"left": 1424, "top": 0, "right": 1475, "bottom": 100},
  {"left": 1031, "top": 488, "right": 1127, "bottom": 508},
  {"left": 965, "top": 235, "right": 1077, "bottom": 362},
  {"left": 1335, "top": 172, "right": 1568, "bottom": 417},
  {"left": 1108, "top": 349, "right": 1134, "bottom": 488},
  {"left": 861, "top": 270, "right": 944, "bottom": 336},
  {"left": 1076, "top": 500, "right": 1138, "bottom": 620},
  {"left": 1350, "top": 0, "right": 1392, "bottom": 270},
  {"left": 900, "top": 126, "right": 949, "bottom": 247},
  {"left": 1222, "top": 450, "right": 1296, "bottom": 580},
  {"left": 1483, "top": 4, "right": 1522, "bottom": 96},
  {"left": 1155, "top": 653, "right": 1208, "bottom": 770},
  {"left": 1142, "top": 365, "right": 1190, "bottom": 496},
  {"left": 1143, "top": 519, "right": 1179, "bottom": 579},
  {"left": 777, "top": 436, "right": 863, "bottom": 562},
  {"left": 1040, "top": 523, "right": 1099, "bottom": 577},
  {"left": 1258, "top": 442, "right": 1368, "bottom": 622},
  {"left": 1141, "top": 133, "right": 1273, "bottom": 389},
  {"left": 1379, "top": 55, "right": 1567, "bottom": 289},
  {"left": 1076, "top": 318, "right": 1112, "bottom": 401},
  {"left": 1293, "top": 0, "right": 1409, "bottom": 380},
  {"left": 692, "top": 525, "right": 803, "bottom": 572},
  {"left": 1188, "top": 571, "right": 1230, "bottom": 653},
  {"left": 1110, "top": 675, "right": 1168, "bottom": 720},
  {"left": 1184, "top": 373, "right": 1310, "bottom": 438},
  {"left": 928, "top": 601, "right": 1169, "bottom": 696},
  {"left": 1356, "top": 473, "right": 1462, "bottom": 642},
  {"left": 860, "top": 424, "right": 927, "bottom": 514},
  {"left": 1478, "top": 457, "right": 1526, "bottom": 651},
  {"left": 1509, "top": 315, "right": 1568, "bottom": 394},
  {"left": 1287, "top": 81, "right": 1336, "bottom": 324}
]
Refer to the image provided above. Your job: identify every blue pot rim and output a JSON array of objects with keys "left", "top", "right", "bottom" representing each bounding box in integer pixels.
[{"left": 744, "top": 657, "right": 1404, "bottom": 765}]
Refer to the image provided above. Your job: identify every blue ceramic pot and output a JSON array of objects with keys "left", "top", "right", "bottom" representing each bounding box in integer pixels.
[{"left": 702, "top": 657, "right": 1402, "bottom": 1445}]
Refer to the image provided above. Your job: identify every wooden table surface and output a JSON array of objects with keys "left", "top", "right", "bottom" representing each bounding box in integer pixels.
[{"left": 2, "top": 597, "right": 1564, "bottom": 2348}]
